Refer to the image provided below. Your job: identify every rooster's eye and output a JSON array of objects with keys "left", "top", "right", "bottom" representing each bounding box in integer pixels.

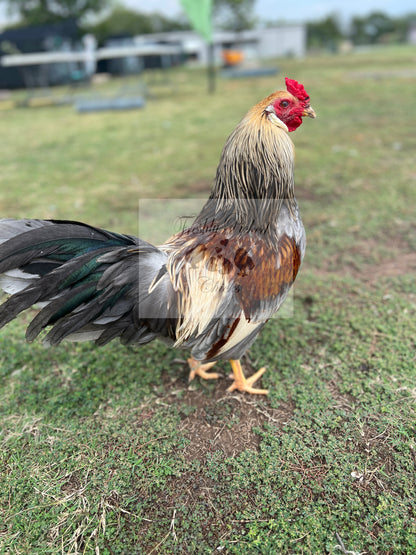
[{"left": 280, "top": 100, "right": 290, "bottom": 108}]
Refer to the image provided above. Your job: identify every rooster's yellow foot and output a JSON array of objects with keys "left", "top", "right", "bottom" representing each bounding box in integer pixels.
[
  {"left": 187, "top": 357, "right": 220, "bottom": 382},
  {"left": 227, "top": 359, "right": 269, "bottom": 395}
]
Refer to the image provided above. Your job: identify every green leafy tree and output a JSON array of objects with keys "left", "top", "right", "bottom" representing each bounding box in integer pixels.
[
  {"left": 307, "top": 14, "right": 344, "bottom": 49},
  {"left": 1, "top": 0, "right": 108, "bottom": 25},
  {"left": 394, "top": 13, "right": 416, "bottom": 42},
  {"left": 214, "top": 0, "right": 257, "bottom": 32},
  {"left": 350, "top": 12, "right": 395, "bottom": 44},
  {"left": 87, "top": 6, "right": 190, "bottom": 45}
]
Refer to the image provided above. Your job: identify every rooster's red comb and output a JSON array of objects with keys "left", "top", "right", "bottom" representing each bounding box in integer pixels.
[{"left": 285, "top": 77, "right": 310, "bottom": 102}]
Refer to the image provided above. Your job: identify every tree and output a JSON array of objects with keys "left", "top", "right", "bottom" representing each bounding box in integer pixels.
[
  {"left": 87, "top": 6, "right": 190, "bottom": 46},
  {"left": 307, "top": 14, "right": 344, "bottom": 50},
  {"left": 350, "top": 12, "right": 395, "bottom": 45},
  {"left": 1, "top": 0, "right": 108, "bottom": 25},
  {"left": 214, "top": 0, "right": 257, "bottom": 32}
]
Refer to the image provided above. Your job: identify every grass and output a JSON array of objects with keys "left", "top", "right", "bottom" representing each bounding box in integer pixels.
[{"left": 1, "top": 44, "right": 416, "bottom": 553}]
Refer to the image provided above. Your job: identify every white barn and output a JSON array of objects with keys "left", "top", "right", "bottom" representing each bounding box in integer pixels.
[{"left": 132, "top": 24, "right": 307, "bottom": 65}]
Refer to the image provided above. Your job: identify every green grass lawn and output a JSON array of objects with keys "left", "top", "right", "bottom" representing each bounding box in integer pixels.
[{"left": 1, "top": 45, "right": 416, "bottom": 553}]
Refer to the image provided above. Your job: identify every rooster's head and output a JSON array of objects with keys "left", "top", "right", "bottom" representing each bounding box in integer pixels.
[{"left": 263, "top": 77, "right": 316, "bottom": 132}]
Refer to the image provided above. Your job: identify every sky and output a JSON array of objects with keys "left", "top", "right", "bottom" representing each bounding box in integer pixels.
[
  {"left": 122, "top": 0, "right": 415, "bottom": 22},
  {"left": 1, "top": 0, "right": 415, "bottom": 27}
]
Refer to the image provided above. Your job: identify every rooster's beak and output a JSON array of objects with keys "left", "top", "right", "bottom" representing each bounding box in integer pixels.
[{"left": 302, "top": 105, "right": 316, "bottom": 119}]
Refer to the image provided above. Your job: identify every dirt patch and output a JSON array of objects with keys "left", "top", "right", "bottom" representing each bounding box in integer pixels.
[
  {"left": 180, "top": 393, "right": 264, "bottom": 459},
  {"left": 327, "top": 379, "right": 357, "bottom": 412},
  {"left": 310, "top": 236, "right": 416, "bottom": 284},
  {"left": 350, "top": 424, "right": 398, "bottom": 494},
  {"left": 359, "top": 251, "right": 416, "bottom": 282},
  {"left": 160, "top": 364, "right": 294, "bottom": 461},
  {"left": 347, "top": 238, "right": 416, "bottom": 282},
  {"left": 174, "top": 179, "right": 213, "bottom": 196},
  {"left": 295, "top": 185, "right": 324, "bottom": 203},
  {"left": 60, "top": 474, "right": 82, "bottom": 495},
  {"left": 137, "top": 470, "right": 251, "bottom": 552}
]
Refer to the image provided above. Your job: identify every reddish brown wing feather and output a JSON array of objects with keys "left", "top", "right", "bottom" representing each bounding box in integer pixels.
[
  {"left": 235, "top": 234, "right": 301, "bottom": 317},
  {"left": 169, "top": 229, "right": 301, "bottom": 320}
]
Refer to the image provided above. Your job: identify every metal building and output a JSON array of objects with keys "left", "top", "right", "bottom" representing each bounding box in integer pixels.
[{"left": 132, "top": 25, "right": 307, "bottom": 65}]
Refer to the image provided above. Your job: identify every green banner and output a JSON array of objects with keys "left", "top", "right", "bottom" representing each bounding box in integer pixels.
[{"left": 180, "top": 0, "right": 213, "bottom": 42}]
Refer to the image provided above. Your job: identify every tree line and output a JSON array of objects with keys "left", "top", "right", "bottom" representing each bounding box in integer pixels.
[
  {"left": 0, "top": 0, "right": 256, "bottom": 42},
  {"left": 0, "top": 0, "right": 414, "bottom": 48},
  {"left": 307, "top": 12, "right": 415, "bottom": 49}
]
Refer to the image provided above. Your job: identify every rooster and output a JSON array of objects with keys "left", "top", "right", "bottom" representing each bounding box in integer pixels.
[{"left": 0, "top": 78, "right": 315, "bottom": 395}]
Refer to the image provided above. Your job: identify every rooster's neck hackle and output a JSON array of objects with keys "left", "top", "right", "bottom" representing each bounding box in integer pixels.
[{"left": 195, "top": 101, "right": 296, "bottom": 238}]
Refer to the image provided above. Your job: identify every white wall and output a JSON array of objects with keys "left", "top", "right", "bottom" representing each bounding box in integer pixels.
[{"left": 133, "top": 25, "right": 306, "bottom": 65}]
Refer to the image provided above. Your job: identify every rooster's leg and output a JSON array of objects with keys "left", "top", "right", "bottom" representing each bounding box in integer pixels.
[
  {"left": 187, "top": 357, "right": 220, "bottom": 382},
  {"left": 227, "top": 359, "right": 269, "bottom": 395}
]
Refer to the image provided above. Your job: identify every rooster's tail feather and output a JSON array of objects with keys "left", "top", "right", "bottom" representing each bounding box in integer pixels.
[{"left": 0, "top": 219, "right": 165, "bottom": 346}]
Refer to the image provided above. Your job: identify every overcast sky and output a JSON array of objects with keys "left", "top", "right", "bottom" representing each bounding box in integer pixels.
[
  {"left": 122, "top": 0, "right": 415, "bottom": 22},
  {"left": 1, "top": 0, "right": 415, "bottom": 27}
]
